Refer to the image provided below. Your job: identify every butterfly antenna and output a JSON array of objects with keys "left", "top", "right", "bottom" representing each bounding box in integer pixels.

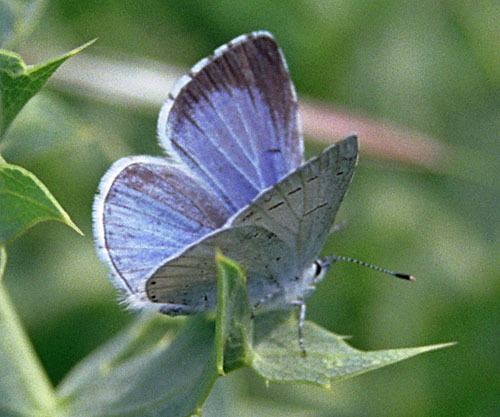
[{"left": 329, "top": 255, "right": 416, "bottom": 281}]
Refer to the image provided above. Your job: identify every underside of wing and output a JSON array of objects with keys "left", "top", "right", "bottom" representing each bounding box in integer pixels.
[
  {"left": 158, "top": 31, "right": 303, "bottom": 213},
  {"left": 229, "top": 135, "right": 358, "bottom": 266},
  {"left": 145, "top": 225, "right": 296, "bottom": 315},
  {"left": 93, "top": 156, "right": 229, "bottom": 296}
]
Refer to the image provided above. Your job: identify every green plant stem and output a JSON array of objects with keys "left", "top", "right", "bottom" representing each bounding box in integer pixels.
[
  {"left": 0, "top": 246, "right": 6, "bottom": 277},
  {"left": 0, "top": 247, "right": 59, "bottom": 416},
  {"left": 0, "top": 154, "right": 6, "bottom": 163}
]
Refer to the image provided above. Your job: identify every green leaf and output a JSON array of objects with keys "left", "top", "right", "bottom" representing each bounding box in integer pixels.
[
  {"left": 0, "top": 247, "right": 59, "bottom": 417},
  {"left": 211, "top": 256, "right": 452, "bottom": 387},
  {"left": 0, "top": 163, "right": 82, "bottom": 243},
  {"left": 0, "top": 39, "right": 95, "bottom": 136},
  {"left": 252, "top": 312, "right": 454, "bottom": 387},
  {"left": 215, "top": 251, "right": 253, "bottom": 375},
  {"left": 0, "top": 0, "right": 47, "bottom": 49},
  {"left": 58, "top": 314, "right": 219, "bottom": 417}
]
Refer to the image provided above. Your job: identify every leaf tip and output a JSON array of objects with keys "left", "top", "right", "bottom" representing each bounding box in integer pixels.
[
  {"left": 74, "top": 38, "right": 98, "bottom": 54},
  {"left": 215, "top": 250, "right": 245, "bottom": 278},
  {"left": 44, "top": 38, "right": 98, "bottom": 69},
  {"left": 59, "top": 211, "right": 84, "bottom": 236},
  {"left": 424, "top": 341, "right": 457, "bottom": 351},
  {"left": 214, "top": 248, "right": 225, "bottom": 263},
  {"left": 60, "top": 39, "right": 97, "bottom": 63},
  {"left": 71, "top": 222, "right": 85, "bottom": 236}
]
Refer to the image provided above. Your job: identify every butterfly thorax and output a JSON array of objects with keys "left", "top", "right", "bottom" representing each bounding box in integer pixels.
[{"left": 251, "top": 257, "right": 330, "bottom": 312}]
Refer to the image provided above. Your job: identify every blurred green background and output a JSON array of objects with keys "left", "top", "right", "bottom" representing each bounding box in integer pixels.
[{"left": 1, "top": 0, "right": 498, "bottom": 416}]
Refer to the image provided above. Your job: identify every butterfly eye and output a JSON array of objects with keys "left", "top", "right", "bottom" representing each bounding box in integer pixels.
[{"left": 313, "top": 260, "right": 323, "bottom": 277}]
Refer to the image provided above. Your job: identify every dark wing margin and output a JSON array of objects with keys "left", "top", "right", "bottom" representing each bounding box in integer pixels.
[
  {"left": 93, "top": 156, "right": 230, "bottom": 304},
  {"left": 157, "top": 31, "right": 303, "bottom": 214}
]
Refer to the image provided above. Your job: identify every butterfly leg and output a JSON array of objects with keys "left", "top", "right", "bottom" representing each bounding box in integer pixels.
[
  {"left": 329, "top": 220, "right": 348, "bottom": 234},
  {"left": 291, "top": 299, "right": 307, "bottom": 357}
]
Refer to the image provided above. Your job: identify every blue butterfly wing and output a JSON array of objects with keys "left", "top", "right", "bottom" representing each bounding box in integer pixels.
[
  {"left": 158, "top": 31, "right": 303, "bottom": 213},
  {"left": 93, "top": 156, "right": 230, "bottom": 300}
]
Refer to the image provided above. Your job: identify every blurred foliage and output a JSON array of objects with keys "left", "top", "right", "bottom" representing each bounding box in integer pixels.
[
  {"left": 57, "top": 314, "right": 217, "bottom": 417},
  {"left": 0, "top": 0, "right": 47, "bottom": 48},
  {"left": 1, "top": 0, "right": 498, "bottom": 416}
]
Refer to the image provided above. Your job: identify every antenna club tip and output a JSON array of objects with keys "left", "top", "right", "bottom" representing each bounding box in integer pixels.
[{"left": 394, "top": 272, "right": 416, "bottom": 281}]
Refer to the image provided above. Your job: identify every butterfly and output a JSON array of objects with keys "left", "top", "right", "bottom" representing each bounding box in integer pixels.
[{"left": 93, "top": 31, "right": 359, "bottom": 351}]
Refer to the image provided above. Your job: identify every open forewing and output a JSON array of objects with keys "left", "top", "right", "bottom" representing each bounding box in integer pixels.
[{"left": 158, "top": 31, "right": 303, "bottom": 213}]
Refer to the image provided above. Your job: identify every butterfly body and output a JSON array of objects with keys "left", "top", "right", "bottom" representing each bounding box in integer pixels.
[{"left": 93, "top": 31, "right": 358, "bottom": 318}]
